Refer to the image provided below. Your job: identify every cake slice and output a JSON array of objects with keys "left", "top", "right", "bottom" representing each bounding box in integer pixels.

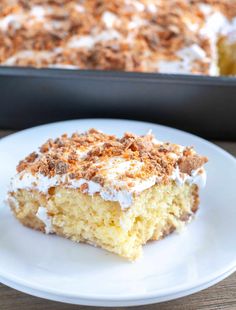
[{"left": 8, "top": 129, "right": 208, "bottom": 260}]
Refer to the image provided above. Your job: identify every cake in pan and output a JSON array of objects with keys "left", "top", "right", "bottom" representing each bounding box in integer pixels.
[
  {"left": 8, "top": 129, "right": 208, "bottom": 260},
  {"left": 0, "top": 0, "right": 236, "bottom": 75}
]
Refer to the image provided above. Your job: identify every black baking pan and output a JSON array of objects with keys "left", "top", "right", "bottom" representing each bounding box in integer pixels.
[{"left": 0, "top": 66, "right": 236, "bottom": 140}]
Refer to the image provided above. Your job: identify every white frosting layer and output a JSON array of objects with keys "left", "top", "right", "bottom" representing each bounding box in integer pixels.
[
  {"left": 75, "top": 4, "right": 85, "bottom": 13},
  {"left": 36, "top": 206, "right": 53, "bottom": 234},
  {"left": 102, "top": 11, "right": 119, "bottom": 28},
  {"left": 10, "top": 173, "right": 62, "bottom": 193},
  {"left": 10, "top": 166, "right": 206, "bottom": 209},
  {"left": 0, "top": 14, "right": 23, "bottom": 31},
  {"left": 67, "top": 29, "right": 121, "bottom": 49},
  {"left": 2, "top": 50, "right": 54, "bottom": 66},
  {"left": 171, "top": 167, "right": 207, "bottom": 188},
  {"left": 157, "top": 44, "right": 209, "bottom": 75},
  {"left": 48, "top": 64, "right": 79, "bottom": 69},
  {"left": 222, "top": 17, "right": 236, "bottom": 44},
  {"left": 9, "top": 172, "right": 154, "bottom": 209},
  {"left": 30, "top": 6, "right": 45, "bottom": 20}
]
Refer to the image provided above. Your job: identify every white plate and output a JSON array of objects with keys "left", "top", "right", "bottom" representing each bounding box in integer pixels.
[
  {"left": 0, "top": 265, "right": 235, "bottom": 306},
  {"left": 0, "top": 119, "right": 235, "bottom": 306}
]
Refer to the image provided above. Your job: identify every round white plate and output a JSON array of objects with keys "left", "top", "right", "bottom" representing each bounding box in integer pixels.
[{"left": 0, "top": 119, "right": 235, "bottom": 306}]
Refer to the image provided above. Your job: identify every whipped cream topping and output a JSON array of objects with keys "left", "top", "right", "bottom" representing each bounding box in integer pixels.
[
  {"left": 221, "top": 17, "right": 236, "bottom": 44},
  {"left": 171, "top": 167, "right": 207, "bottom": 188},
  {"left": 36, "top": 206, "right": 53, "bottom": 234},
  {"left": 0, "top": 13, "right": 23, "bottom": 31},
  {"left": 157, "top": 44, "right": 209, "bottom": 75},
  {"left": 3, "top": 50, "right": 54, "bottom": 66},
  {"left": 67, "top": 29, "right": 121, "bottom": 49},
  {"left": 102, "top": 11, "right": 119, "bottom": 28}
]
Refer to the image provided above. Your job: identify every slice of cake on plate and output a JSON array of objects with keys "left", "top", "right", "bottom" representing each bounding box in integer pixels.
[{"left": 8, "top": 129, "right": 208, "bottom": 260}]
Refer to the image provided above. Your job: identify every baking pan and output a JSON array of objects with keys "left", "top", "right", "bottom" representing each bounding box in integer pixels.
[{"left": 0, "top": 66, "right": 236, "bottom": 140}]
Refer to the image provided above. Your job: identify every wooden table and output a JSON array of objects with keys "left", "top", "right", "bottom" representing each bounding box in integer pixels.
[{"left": 0, "top": 130, "right": 235, "bottom": 310}]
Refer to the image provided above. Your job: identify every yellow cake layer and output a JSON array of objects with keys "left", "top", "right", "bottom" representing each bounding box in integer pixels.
[
  {"left": 9, "top": 181, "right": 199, "bottom": 261},
  {"left": 218, "top": 37, "right": 236, "bottom": 76}
]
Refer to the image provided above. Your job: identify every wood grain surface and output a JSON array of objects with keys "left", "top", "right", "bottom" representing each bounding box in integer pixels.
[{"left": 0, "top": 130, "right": 235, "bottom": 310}]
